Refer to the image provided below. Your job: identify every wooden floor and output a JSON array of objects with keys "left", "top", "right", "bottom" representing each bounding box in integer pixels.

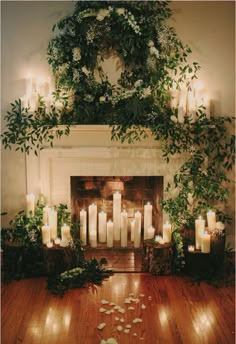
[
  {"left": 1, "top": 274, "right": 235, "bottom": 344},
  {"left": 85, "top": 247, "right": 142, "bottom": 272}
]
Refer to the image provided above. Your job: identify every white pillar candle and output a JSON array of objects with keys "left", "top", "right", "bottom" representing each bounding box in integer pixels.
[
  {"left": 130, "top": 219, "right": 135, "bottom": 242},
  {"left": 41, "top": 224, "right": 51, "bottom": 244},
  {"left": 113, "top": 192, "right": 121, "bottom": 241},
  {"left": 88, "top": 203, "right": 97, "bottom": 247},
  {"left": 201, "top": 232, "right": 211, "bottom": 253},
  {"left": 80, "top": 209, "right": 87, "bottom": 246},
  {"left": 98, "top": 211, "right": 107, "bottom": 243},
  {"left": 48, "top": 210, "right": 58, "bottom": 240},
  {"left": 147, "top": 225, "right": 155, "bottom": 240},
  {"left": 120, "top": 210, "right": 128, "bottom": 248},
  {"left": 207, "top": 210, "right": 216, "bottom": 231},
  {"left": 134, "top": 211, "right": 142, "bottom": 248},
  {"left": 163, "top": 222, "right": 172, "bottom": 243},
  {"left": 43, "top": 205, "right": 51, "bottom": 225},
  {"left": 26, "top": 193, "right": 35, "bottom": 217},
  {"left": 144, "top": 202, "right": 153, "bottom": 240},
  {"left": 178, "top": 89, "right": 187, "bottom": 123},
  {"left": 61, "top": 223, "right": 71, "bottom": 242},
  {"left": 107, "top": 220, "right": 114, "bottom": 248},
  {"left": 195, "top": 216, "right": 205, "bottom": 250}
]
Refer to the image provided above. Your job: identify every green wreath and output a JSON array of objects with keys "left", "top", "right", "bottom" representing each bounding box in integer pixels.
[{"left": 47, "top": 1, "right": 199, "bottom": 125}]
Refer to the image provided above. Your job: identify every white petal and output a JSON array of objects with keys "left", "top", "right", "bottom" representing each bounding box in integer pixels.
[
  {"left": 124, "top": 298, "right": 131, "bottom": 304},
  {"left": 140, "top": 294, "right": 145, "bottom": 297},
  {"left": 113, "top": 305, "right": 120, "bottom": 310},
  {"left": 105, "top": 310, "right": 111, "bottom": 315},
  {"left": 100, "top": 340, "right": 106, "bottom": 344},
  {"left": 101, "top": 299, "right": 109, "bottom": 304},
  {"left": 118, "top": 308, "right": 125, "bottom": 313},
  {"left": 128, "top": 306, "right": 135, "bottom": 310},
  {"left": 119, "top": 318, "right": 124, "bottom": 323},
  {"left": 133, "top": 333, "right": 137, "bottom": 336},
  {"left": 124, "top": 329, "right": 130, "bottom": 334},
  {"left": 97, "top": 322, "right": 106, "bottom": 330},
  {"left": 110, "top": 309, "right": 115, "bottom": 313},
  {"left": 99, "top": 307, "right": 106, "bottom": 313},
  {"left": 110, "top": 302, "right": 116, "bottom": 306},
  {"left": 117, "top": 325, "right": 123, "bottom": 331},
  {"left": 107, "top": 339, "right": 118, "bottom": 344},
  {"left": 115, "top": 317, "right": 119, "bottom": 321},
  {"left": 126, "top": 324, "right": 132, "bottom": 328},
  {"left": 141, "top": 304, "right": 146, "bottom": 309}
]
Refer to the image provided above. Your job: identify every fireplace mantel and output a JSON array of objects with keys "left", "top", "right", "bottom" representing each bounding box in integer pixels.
[{"left": 26, "top": 125, "right": 186, "bottom": 222}]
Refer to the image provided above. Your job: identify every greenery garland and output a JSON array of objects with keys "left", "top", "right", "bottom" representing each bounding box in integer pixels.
[{"left": 1, "top": 1, "right": 235, "bottom": 268}]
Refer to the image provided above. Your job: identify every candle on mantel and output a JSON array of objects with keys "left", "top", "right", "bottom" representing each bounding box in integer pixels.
[
  {"left": 144, "top": 202, "right": 153, "bottom": 240},
  {"left": 195, "top": 216, "right": 205, "bottom": 250},
  {"left": 134, "top": 211, "right": 142, "bottom": 248},
  {"left": 98, "top": 211, "right": 107, "bottom": 243},
  {"left": 26, "top": 193, "right": 35, "bottom": 217},
  {"left": 41, "top": 224, "right": 51, "bottom": 244},
  {"left": 201, "top": 232, "right": 211, "bottom": 253},
  {"left": 43, "top": 205, "right": 51, "bottom": 225},
  {"left": 113, "top": 192, "right": 121, "bottom": 241},
  {"left": 107, "top": 220, "right": 114, "bottom": 248},
  {"left": 130, "top": 219, "right": 135, "bottom": 242},
  {"left": 61, "top": 223, "right": 71, "bottom": 242},
  {"left": 120, "top": 210, "right": 128, "bottom": 248},
  {"left": 163, "top": 222, "right": 172, "bottom": 243},
  {"left": 147, "top": 225, "right": 155, "bottom": 240},
  {"left": 88, "top": 204, "right": 97, "bottom": 247},
  {"left": 80, "top": 209, "right": 87, "bottom": 246},
  {"left": 48, "top": 210, "right": 58, "bottom": 240},
  {"left": 207, "top": 210, "right": 216, "bottom": 231}
]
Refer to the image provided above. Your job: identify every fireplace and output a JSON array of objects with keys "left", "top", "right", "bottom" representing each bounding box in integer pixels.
[{"left": 71, "top": 176, "right": 163, "bottom": 242}]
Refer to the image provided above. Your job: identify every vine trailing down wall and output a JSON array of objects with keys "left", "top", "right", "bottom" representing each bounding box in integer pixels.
[{"left": 1, "top": 1, "right": 235, "bottom": 266}]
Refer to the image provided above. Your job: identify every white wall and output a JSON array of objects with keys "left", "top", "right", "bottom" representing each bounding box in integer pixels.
[{"left": 1, "top": 1, "right": 235, "bottom": 246}]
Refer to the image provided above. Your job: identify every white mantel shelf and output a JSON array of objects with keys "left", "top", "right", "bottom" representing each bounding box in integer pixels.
[{"left": 47, "top": 125, "right": 162, "bottom": 149}]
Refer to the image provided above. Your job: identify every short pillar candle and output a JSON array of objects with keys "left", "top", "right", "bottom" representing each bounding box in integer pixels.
[
  {"left": 88, "top": 203, "right": 97, "bottom": 247},
  {"left": 48, "top": 210, "right": 58, "bottom": 240},
  {"left": 61, "top": 223, "right": 71, "bottom": 242},
  {"left": 41, "top": 224, "right": 51, "bottom": 244},
  {"left": 113, "top": 192, "right": 121, "bottom": 241},
  {"left": 120, "top": 210, "right": 128, "bottom": 247},
  {"left": 207, "top": 210, "right": 216, "bottom": 231},
  {"left": 144, "top": 202, "right": 153, "bottom": 240},
  {"left": 98, "top": 211, "right": 107, "bottom": 243},
  {"left": 80, "top": 209, "right": 87, "bottom": 245},
  {"left": 201, "top": 232, "right": 211, "bottom": 253},
  {"left": 107, "top": 220, "right": 114, "bottom": 248},
  {"left": 195, "top": 216, "right": 205, "bottom": 250},
  {"left": 163, "top": 222, "right": 172, "bottom": 243},
  {"left": 26, "top": 193, "right": 35, "bottom": 217},
  {"left": 134, "top": 211, "right": 141, "bottom": 248}
]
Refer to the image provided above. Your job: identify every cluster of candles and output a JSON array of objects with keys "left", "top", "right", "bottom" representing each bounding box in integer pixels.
[
  {"left": 26, "top": 192, "right": 173, "bottom": 248},
  {"left": 189, "top": 210, "right": 217, "bottom": 254},
  {"left": 170, "top": 81, "right": 210, "bottom": 123},
  {"left": 21, "top": 74, "right": 62, "bottom": 112}
]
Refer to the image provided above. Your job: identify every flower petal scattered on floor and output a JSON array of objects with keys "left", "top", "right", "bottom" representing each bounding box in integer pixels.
[
  {"left": 99, "top": 307, "right": 106, "bottom": 313},
  {"left": 97, "top": 322, "right": 106, "bottom": 330},
  {"left": 128, "top": 306, "right": 135, "bottom": 310},
  {"left": 126, "top": 324, "right": 132, "bottom": 328},
  {"left": 124, "top": 329, "right": 130, "bottom": 334},
  {"left": 141, "top": 304, "right": 146, "bottom": 309},
  {"left": 101, "top": 299, "right": 109, "bottom": 304},
  {"left": 117, "top": 325, "right": 123, "bottom": 331}
]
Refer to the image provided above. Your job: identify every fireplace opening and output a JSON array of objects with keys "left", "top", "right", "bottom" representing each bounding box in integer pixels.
[{"left": 71, "top": 176, "right": 163, "bottom": 247}]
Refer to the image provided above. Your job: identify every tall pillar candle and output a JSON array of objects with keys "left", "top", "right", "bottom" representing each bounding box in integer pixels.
[
  {"left": 80, "top": 209, "right": 87, "bottom": 245},
  {"left": 113, "top": 192, "right": 121, "bottom": 241},
  {"left": 43, "top": 205, "right": 51, "bottom": 225},
  {"left": 163, "top": 222, "right": 172, "bottom": 243},
  {"left": 107, "top": 220, "right": 114, "bottom": 248},
  {"left": 195, "top": 216, "right": 205, "bottom": 250},
  {"left": 61, "top": 223, "right": 71, "bottom": 242},
  {"left": 48, "top": 210, "right": 58, "bottom": 240},
  {"left": 88, "top": 203, "right": 97, "bottom": 247},
  {"left": 26, "top": 193, "right": 35, "bottom": 217},
  {"left": 130, "top": 219, "right": 135, "bottom": 242},
  {"left": 207, "top": 210, "right": 216, "bottom": 231},
  {"left": 144, "top": 202, "right": 153, "bottom": 240},
  {"left": 41, "top": 224, "right": 51, "bottom": 244},
  {"left": 120, "top": 210, "right": 128, "bottom": 248},
  {"left": 134, "top": 211, "right": 142, "bottom": 248},
  {"left": 98, "top": 211, "right": 107, "bottom": 243},
  {"left": 201, "top": 232, "right": 211, "bottom": 253}
]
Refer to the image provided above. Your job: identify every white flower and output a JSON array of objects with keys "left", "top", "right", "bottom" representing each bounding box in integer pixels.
[
  {"left": 150, "top": 46, "right": 159, "bottom": 58},
  {"left": 170, "top": 115, "right": 177, "bottom": 123},
  {"left": 148, "top": 40, "right": 154, "bottom": 47},
  {"left": 143, "top": 87, "right": 152, "bottom": 98},
  {"left": 216, "top": 221, "right": 225, "bottom": 230},
  {"left": 82, "top": 66, "right": 90, "bottom": 76},
  {"left": 99, "top": 96, "right": 106, "bottom": 103},
  {"left": 72, "top": 47, "right": 81, "bottom": 61},
  {"left": 96, "top": 9, "right": 110, "bottom": 21},
  {"left": 73, "top": 70, "right": 80, "bottom": 83},
  {"left": 58, "top": 63, "right": 69, "bottom": 76},
  {"left": 116, "top": 8, "right": 125, "bottom": 15},
  {"left": 134, "top": 79, "right": 143, "bottom": 88}
]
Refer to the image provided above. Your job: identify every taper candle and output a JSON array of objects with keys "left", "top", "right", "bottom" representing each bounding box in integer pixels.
[
  {"left": 130, "top": 219, "right": 135, "bottom": 242},
  {"left": 80, "top": 209, "right": 87, "bottom": 245},
  {"left": 88, "top": 203, "right": 97, "bottom": 247},
  {"left": 120, "top": 210, "right": 128, "bottom": 247},
  {"left": 98, "top": 211, "right": 107, "bottom": 243},
  {"left": 134, "top": 211, "right": 141, "bottom": 248},
  {"left": 113, "top": 192, "right": 121, "bottom": 241},
  {"left": 195, "top": 216, "right": 205, "bottom": 250},
  {"left": 107, "top": 220, "right": 114, "bottom": 248},
  {"left": 144, "top": 202, "right": 153, "bottom": 240}
]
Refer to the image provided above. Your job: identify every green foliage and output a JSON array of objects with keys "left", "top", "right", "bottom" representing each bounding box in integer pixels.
[{"left": 47, "top": 258, "right": 113, "bottom": 296}]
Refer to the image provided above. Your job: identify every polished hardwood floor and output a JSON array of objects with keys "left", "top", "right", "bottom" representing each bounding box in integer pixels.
[{"left": 1, "top": 274, "right": 235, "bottom": 344}]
